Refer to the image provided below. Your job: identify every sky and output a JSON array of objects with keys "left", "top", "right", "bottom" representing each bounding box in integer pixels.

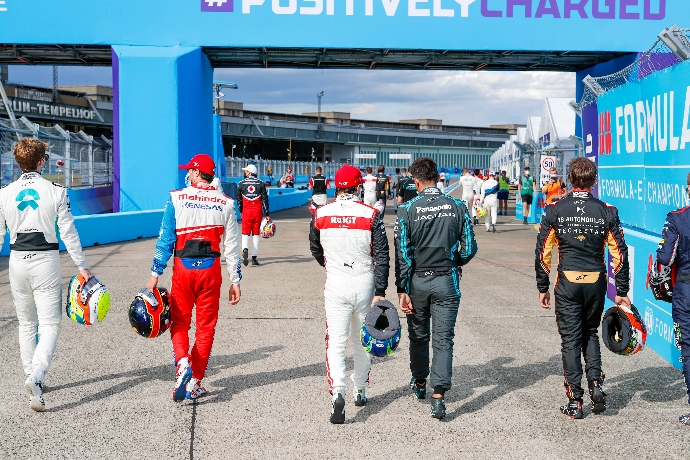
[{"left": 7, "top": 65, "right": 575, "bottom": 127}]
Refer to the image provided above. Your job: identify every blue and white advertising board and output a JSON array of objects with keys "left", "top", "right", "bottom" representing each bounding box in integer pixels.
[
  {"left": 594, "top": 58, "right": 690, "bottom": 369},
  {"left": 0, "top": 0, "right": 685, "bottom": 50},
  {"left": 597, "top": 59, "right": 690, "bottom": 234}
]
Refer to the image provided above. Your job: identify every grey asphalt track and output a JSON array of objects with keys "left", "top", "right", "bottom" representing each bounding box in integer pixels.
[{"left": 1, "top": 185, "right": 689, "bottom": 459}]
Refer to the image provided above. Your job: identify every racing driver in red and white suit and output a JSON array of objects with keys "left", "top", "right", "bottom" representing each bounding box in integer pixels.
[
  {"left": 309, "top": 164, "right": 390, "bottom": 424},
  {"left": 146, "top": 154, "right": 242, "bottom": 402},
  {"left": 237, "top": 164, "right": 269, "bottom": 266}
]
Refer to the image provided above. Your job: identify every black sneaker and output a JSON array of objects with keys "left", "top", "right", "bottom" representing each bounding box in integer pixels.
[
  {"left": 410, "top": 378, "right": 426, "bottom": 400},
  {"left": 680, "top": 413, "right": 690, "bottom": 425},
  {"left": 330, "top": 392, "right": 345, "bottom": 424},
  {"left": 430, "top": 397, "right": 446, "bottom": 420},
  {"left": 560, "top": 399, "right": 583, "bottom": 419},
  {"left": 242, "top": 248, "right": 248, "bottom": 266},
  {"left": 251, "top": 257, "right": 260, "bottom": 266},
  {"left": 589, "top": 380, "right": 607, "bottom": 414},
  {"left": 492, "top": 224, "right": 496, "bottom": 233},
  {"left": 473, "top": 217, "right": 478, "bottom": 226},
  {"left": 523, "top": 217, "right": 528, "bottom": 225}
]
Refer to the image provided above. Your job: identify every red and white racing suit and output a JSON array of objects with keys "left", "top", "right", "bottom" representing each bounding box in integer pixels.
[
  {"left": 151, "top": 181, "right": 242, "bottom": 380},
  {"left": 236, "top": 175, "right": 269, "bottom": 257},
  {"left": 309, "top": 194, "right": 389, "bottom": 393}
]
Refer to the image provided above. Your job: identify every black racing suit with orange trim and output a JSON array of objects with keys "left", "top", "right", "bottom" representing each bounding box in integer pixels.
[{"left": 535, "top": 191, "right": 629, "bottom": 400}]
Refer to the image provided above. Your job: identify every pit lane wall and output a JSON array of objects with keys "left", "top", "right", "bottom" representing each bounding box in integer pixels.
[
  {"left": 585, "top": 58, "right": 690, "bottom": 370},
  {"left": 0, "top": 187, "right": 311, "bottom": 257}
]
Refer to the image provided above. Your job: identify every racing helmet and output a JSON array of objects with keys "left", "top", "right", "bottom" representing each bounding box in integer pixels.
[
  {"left": 260, "top": 218, "right": 276, "bottom": 238},
  {"left": 361, "top": 300, "right": 401, "bottom": 357},
  {"left": 66, "top": 275, "right": 110, "bottom": 325},
  {"left": 602, "top": 304, "right": 647, "bottom": 356},
  {"left": 128, "top": 287, "right": 171, "bottom": 338},
  {"left": 476, "top": 206, "right": 488, "bottom": 218},
  {"left": 648, "top": 260, "right": 675, "bottom": 303},
  {"left": 374, "top": 200, "right": 385, "bottom": 214}
]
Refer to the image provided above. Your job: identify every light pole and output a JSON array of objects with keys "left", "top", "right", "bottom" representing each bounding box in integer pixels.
[
  {"left": 213, "top": 81, "right": 238, "bottom": 114},
  {"left": 317, "top": 90, "right": 324, "bottom": 138}
]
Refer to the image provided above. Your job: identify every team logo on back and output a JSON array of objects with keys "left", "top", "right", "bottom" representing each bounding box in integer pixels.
[
  {"left": 248, "top": 185, "right": 256, "bottom": 193},
  {"left": 16, "top": 188, "right": 40, "bottom": 211}
]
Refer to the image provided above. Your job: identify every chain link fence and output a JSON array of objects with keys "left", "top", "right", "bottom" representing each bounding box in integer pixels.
[
  {"left": 0, "top": 116, "right": 113, "bottom": 188},
  {"left": 572, "top": 27, "right": 690, "bottom": 115}
]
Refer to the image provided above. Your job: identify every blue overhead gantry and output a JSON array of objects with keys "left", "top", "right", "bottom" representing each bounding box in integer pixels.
[{"left": 0, "top": 0, "right": 686, "bottom": 211}]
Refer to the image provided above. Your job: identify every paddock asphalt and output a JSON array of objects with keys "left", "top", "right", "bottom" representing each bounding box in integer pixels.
[{"left": 1, "top": 185, "right": 689, "bottom": 459}]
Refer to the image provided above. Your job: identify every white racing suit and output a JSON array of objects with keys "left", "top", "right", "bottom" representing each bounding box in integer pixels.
[
  {"left": 473, "top": 177, "right": 485, "bottom": 219},
  {"left": 480, "top": 178, "right": 499, "bottom": 230},
  {"left": 309, "top": 194, "right": 389, "bottom": 393},
  {"left": 459, "top": 174, "right": 476, "bottom": 215},
  {"left": 0, "top": 172, "right": 87, "bottom": 377},
  {"left": 362, "top": 174, "right": 377, "bottom": 208}
]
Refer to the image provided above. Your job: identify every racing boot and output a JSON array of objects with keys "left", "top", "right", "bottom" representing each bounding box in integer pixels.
[
  {"left": 588, "top": 379, "right": 607, "bottom": 415},
  {"left": 410, "top": 378, "right": 427, "bottom": 400},
  {"left": 329, "top": 390, "right": 346, "bottom": 424},
  {"left": 242, "top": 248, "right": 249, "bottom": 267},
  {"left": 25, "top": 372, "right": 45, "bottom": 412},
  {"left": 560, "top": 399, "right": 583, "bottom": 419},
  {"left": 186, "top": 378, "right": 208, "bottom": 400},
  {"left": 173, "top": 360, "right": 192, "bottom": 402},
  {"left": 430, "top": 396, "right": 446, "bottom": 420},
  {"left": 353, "top": 388, "right": 367, "bottom": 407},
  {"left": 251, "top": 256, "right": 260, "bottom": 266}
]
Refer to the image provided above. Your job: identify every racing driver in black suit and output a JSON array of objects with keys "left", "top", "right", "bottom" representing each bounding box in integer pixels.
[
  {"left": 395, "top": 157, "right": 477, "bottom": 420},
  {"left": 535, "top": 157, "right": 630, "bottom": 419}
]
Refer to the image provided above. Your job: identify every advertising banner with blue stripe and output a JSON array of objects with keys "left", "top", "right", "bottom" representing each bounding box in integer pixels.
[
  {"left": 613, "top": 227, "right": 682, "bottom": 369},
  {"left": 597, "top": 59, "right": 690, "bottom": 234},
  {"left": 0, "top": 1, "right": 685, "bottom": 50},
  {"left": 594, "top": 58, "right": 690, "bottom": 369}
]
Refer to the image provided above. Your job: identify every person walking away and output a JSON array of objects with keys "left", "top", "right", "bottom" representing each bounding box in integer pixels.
[
  {"left": 497, "top": 170, "right": 510, "bottom": 216},
  {"left": 309, "top": 164, "right": 390, "bottom": 424},
  {"left": 362, "top": 166, "right": 377, "bottom": 207},
  {"left": 375, "top": 165, "right": 389, "bottom": 216},
  {"left": 472, "top": 169, "right": 484, "bottom": 225},
  {"left": 309, "top": 166, "right": 331, "bottom": 208},
  {"left": 459, "top": 168, "right": 476, "bottom": 223},
  {"left": 237, "top": 164, "right": 270, "bottom": 266},
  {"left": 438, "top": 170, "right": 447, "bottom": 193},
  {"left": 0, "top": 138, "right": 93, "bottom": 412},
  {"left": 535, "top": 158, "right": 629, "bottom": 419},
  {"left": 397, "top": 168, "right": 418, "bottom": 205},
  {"left": 518, "top": 166, "right": 535, "bottom": 224},
  {"left": 147, "top": 154, "right": 242, "bottom": 402},
  {"left": 542, "top": 168, "right": 566, "bottom": 204},
  {"left": 395, "top": 157, "right": 477, "bottom": 419},
  {"left": 656, "top": 172, "right": 690, "bottom": 425},
  {"left": 480, "top": 172, "right": 499, "bottom": 233}
]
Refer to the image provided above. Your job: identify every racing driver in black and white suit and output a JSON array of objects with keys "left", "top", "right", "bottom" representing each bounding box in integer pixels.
[{"left": 0, "top": 138, "right": 92, "bottom": 412}]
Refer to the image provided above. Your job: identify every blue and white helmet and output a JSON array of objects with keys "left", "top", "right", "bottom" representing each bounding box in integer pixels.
[{"left": 361, "top": 300, "right": 401, "bottom": 357}]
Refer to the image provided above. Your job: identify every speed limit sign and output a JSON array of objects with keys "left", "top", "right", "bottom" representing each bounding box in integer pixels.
[{"left": 540, "top": 155, "right": 556, "bottom": 187}]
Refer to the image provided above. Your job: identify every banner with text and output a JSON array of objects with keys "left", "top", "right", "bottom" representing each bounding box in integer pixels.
[{"left": 597, "top": 59, "right": 690, "bottom": 234}]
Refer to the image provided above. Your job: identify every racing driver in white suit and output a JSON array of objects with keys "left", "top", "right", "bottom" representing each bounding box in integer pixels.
[
  {"left": 459, "top": 168, "right": 476, "bottom": 222},
  {"left": 309, "top": 164, "right": 390, "bottom": 424},
  {"left": 0, "top": 138, "right": 92, "bottom": 412},
  {"left": 362, "top": 166, "right": 378, "bottom": 208}
]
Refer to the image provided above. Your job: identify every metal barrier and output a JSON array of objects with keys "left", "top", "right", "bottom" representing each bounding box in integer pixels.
[
  {"left": 226, "top": 158, "right": 343, "bottom": 183},
  {"left": 0, "top": 116, "right": 113, "bottom": 189}
]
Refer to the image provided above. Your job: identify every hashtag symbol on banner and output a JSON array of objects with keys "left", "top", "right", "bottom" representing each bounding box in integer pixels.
[{"left": 205, "top": 0, "right": 227, "bottom": 5}]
